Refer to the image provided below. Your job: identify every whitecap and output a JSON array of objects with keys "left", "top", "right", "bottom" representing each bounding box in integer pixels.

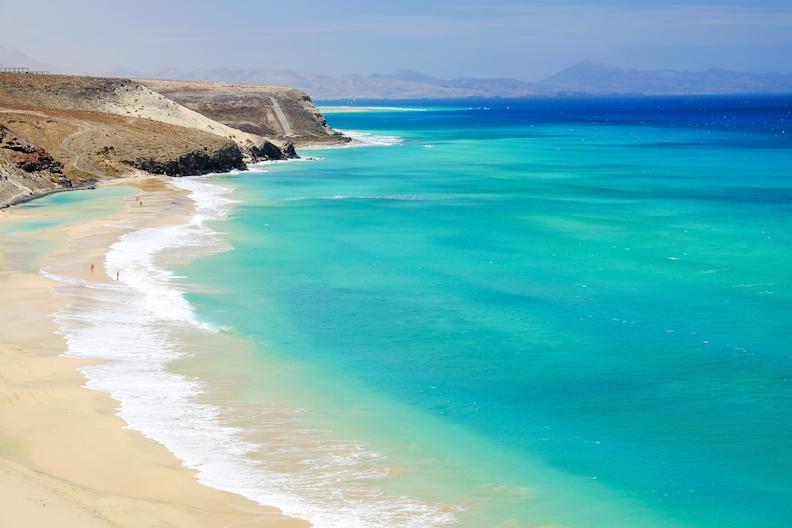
[{"left": 338, "top": 130, "right": 404, "bottom": 146}]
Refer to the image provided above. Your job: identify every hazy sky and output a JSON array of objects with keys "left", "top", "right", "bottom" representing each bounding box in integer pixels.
[{"left": 1, "top": 0, "right": 791, "bottom": 79}]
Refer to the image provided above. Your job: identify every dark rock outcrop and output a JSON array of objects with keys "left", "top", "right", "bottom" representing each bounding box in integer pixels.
[
  {"left": 124, "top": 143, "right": 246, "bottom": 177},
  {"left": 0, "top": 124, "right": 63, "bottom": 173},
  {"left": 0, "top": 124, "right": 74, "bottom": 207},
  {"left": 246, "top": 140, "right": 299, "bottom": 162},
  {"left": 13, "top": 153, "right": 63, "bottom": 173},
  {"left": 281, "top": 141, "right": 298, "bottom": 159}
]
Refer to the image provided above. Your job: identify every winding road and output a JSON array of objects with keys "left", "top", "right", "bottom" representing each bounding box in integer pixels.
[{"left": 0, "top": 107, "right": 100, "bottom": 174}]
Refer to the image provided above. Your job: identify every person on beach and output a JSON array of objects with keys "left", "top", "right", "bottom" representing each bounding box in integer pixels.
[
  {"left": 116, "top": 270, "right": 120, "bottom": 281},
  {"left": 90, "top": 263, "right": 94, "bottom": 273}
]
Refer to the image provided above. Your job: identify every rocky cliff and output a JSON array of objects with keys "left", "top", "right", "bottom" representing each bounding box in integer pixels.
[
  {"left": 124, "top": 142, "right": 245, "bottom": 176},
  {"left": 0, "top": 124, "right": 64, "bottom": 174},
  {"left": 0, "top": 73, "right": 296, "bottom": 165},
  {"left": 0, "top": 124, "right": 75, "bottom": 207},
  {"left": 0, "top": 73, "right": 315, "bottom": 206},
  {"left": 137, "top": 79, "right": 348, "bottom": 146}
]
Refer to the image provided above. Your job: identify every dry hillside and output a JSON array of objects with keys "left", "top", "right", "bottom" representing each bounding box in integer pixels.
[
  {"left": 0, "top": 73, "right": 311, "bottom": 206},
  {"left": 138, "top": 79, "right": 348, "bottom": 146},
  {"left": 0, "top": 122, "right": 77, "bottom": 207}
]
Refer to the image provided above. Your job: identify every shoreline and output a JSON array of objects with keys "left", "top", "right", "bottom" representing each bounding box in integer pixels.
[
  {"left": 0, "top": 130, "right": 360, "bottom": 212},
  {"left": 0, "top": 175, "right": 307, "bottom": 527},
  {"left": 0, "top": 179, "right": 98, "bottom": 210},
  {"left": 0, "top": 128, "right": 406, "bottom": 526},
  {"left": 297, "top": 131, "right": 401, "bottom": 150}
]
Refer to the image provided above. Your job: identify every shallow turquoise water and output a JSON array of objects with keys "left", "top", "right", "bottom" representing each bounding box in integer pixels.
[
  {"left": 182, "top": 97, "right": 792, "bottom": 527},
  {"left": 0, "top": 186, "right": 136, "bottom": 271},
  {"left": 0, "top": 186, "right": 135, "bottom": 234}
]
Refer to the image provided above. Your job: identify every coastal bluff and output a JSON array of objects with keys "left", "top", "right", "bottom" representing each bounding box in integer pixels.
[
  {"left": 0, "top": 123, "right": 78, "bottom": 207},
  {"left": 138, "top": 79, "right": 349, "bottom": 146},
  {"left": 0, "top": 73, "right": 342, "bottom": 207}
]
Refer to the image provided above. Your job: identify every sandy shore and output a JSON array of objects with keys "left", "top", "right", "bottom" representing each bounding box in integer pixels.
[{"left": 0, "top": 175, "right": 307, "bottom": 527}]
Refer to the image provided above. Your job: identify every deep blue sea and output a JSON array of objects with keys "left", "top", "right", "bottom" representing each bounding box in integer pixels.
[{"left": 172, "top": 96, "right": 792, "bottom": 527}]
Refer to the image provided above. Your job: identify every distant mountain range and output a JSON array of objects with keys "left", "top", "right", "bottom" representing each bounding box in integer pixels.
[
  {"left": 111, "top": 67, "right": 548, "bottom": 100},
  {"left": 2, "top": 45, "right": 792, "bottom": 99},
  {"left": 544, "top": 61, "right": 792, "bottom": 96},
  {"left": 137, "top": 62, "right": 792, "bottom": 100}
]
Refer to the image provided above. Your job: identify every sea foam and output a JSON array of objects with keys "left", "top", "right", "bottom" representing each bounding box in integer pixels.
[
  {"left": 339, "top": 130, "right": 404, "bottom": 146},
  {"left": 44, "top": 176, "right": 456, "bottom": 528}
]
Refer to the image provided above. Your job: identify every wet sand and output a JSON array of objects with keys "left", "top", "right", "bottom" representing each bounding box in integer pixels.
[{"left": 0, "top": 175, "right": 307, "bottom": 528}]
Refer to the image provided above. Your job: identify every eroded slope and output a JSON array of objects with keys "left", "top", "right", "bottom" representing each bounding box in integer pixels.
[{"left": 138, "top": 79, "right": 348, "bottom": 146}]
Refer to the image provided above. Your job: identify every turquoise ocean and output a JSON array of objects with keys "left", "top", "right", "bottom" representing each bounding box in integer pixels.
[{"left": 44, "top": 96, "right": 792, "bottom": 527}]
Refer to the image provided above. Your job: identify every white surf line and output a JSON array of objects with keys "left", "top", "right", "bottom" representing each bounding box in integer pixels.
[
  {"left": 268, "top": 96, "right": 295, "bottom": 137},
  {"left": 43, "top": 176, "right": 456, "bottom": 528}
]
